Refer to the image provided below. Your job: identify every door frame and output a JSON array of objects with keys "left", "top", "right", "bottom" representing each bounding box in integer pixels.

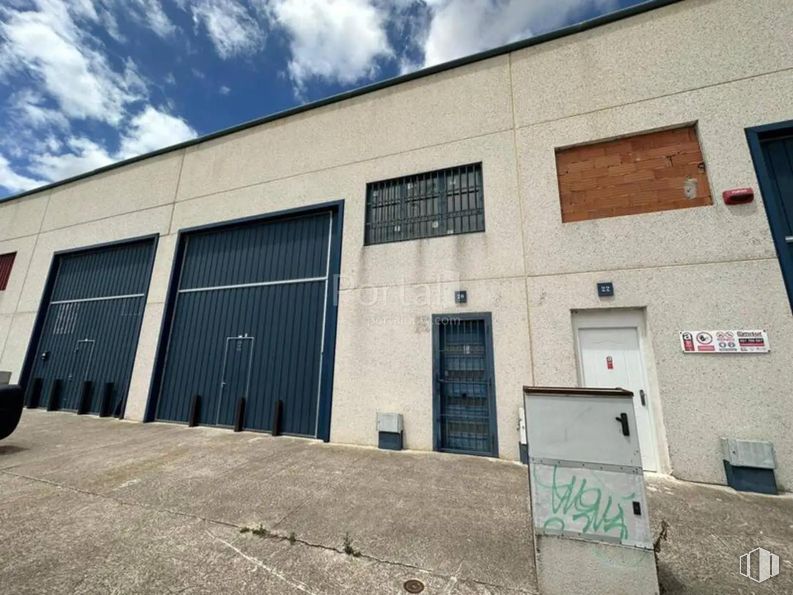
[
  {"left": 69, "top": 339, "right": 96, "bottom": 381},
  {"left": 217, "top": 335, "right": 255, "bottom": 426},
  {"left": 746, "top": 120, "right": 793, "bottom": 313},
  {"left": 431, "top": 312, "right": 499, "bottom": 457},
  {"left": 571, "top": 308, "right": 661, "bottom": 471}
]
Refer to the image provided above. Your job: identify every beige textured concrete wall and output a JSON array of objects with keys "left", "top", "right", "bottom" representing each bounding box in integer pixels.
[
  {"left": 0, "top": 0, "right": 790, "bottom": 489},
  {"left": 40, "top": 153, "right": 184, "bottom": 233},
  {"left": 515, "top": 71, "right": 793, "bottom": 276},
  {"left": 510, "top": 0, "right": 793, "bottom": 128},
  {"left": 509, "top": 0, "right": 793, "bottom": 486},
  {"left": 527, "top": 260, "right": 793, "bottom": 488},
  {"left": 333, "top": 277, "right": 532, "bottom": 458},
  {"left": 175, "top": 57, "right": 513, "bottom": 201}
]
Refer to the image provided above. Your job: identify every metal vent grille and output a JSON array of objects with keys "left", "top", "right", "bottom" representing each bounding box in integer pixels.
[{"left": 365, "top": 163, "right": 485, "bottom": 245}]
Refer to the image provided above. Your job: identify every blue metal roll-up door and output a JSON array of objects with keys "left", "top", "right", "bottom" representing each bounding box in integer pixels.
[
  {"left": 24, "top": 238, "right": 157, "bottom": 415},
  {"left": 151, "top": 206, "right": 342, "bottom": 439}
]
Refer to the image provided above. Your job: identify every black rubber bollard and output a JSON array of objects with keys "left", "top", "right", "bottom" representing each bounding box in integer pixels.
[
  {"left": 234, "top": 397, "right": 245, "bottom": 432},
  {"left": 272, "top": 399, "right": 283, "bottom": 436},
  {"left": 47, "top": 379, "right": 63, "bottom": 411},
  {"left": 26, "top": 377, "right": 43, "bottom": 409},
  {"left": 188, "top": 394, "right": 201, "bottom": 427},
  {"left": 77, "top": 381, "right": 93, "bottom": 415},
  {"left": 99, "top": 382, "right": 114, "bottom": 417}
]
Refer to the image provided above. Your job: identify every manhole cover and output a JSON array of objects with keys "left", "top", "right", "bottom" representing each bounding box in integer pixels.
[{"left": 403, "top": 579, "right": 425, "bottom": 594}]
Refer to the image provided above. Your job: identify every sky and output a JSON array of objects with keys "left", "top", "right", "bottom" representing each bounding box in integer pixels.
[{"left": 0, "top": 0, "right": 647, "bottom": 200}]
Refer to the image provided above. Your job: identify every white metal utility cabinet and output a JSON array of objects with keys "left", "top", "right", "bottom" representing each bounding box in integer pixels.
[{"left": 523, "top": 386, "right": 658, "bottom": 595}]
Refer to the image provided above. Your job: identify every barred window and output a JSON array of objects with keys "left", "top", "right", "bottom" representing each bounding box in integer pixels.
[{"left": 364, "top": 163, "right": 485, "bottom": 245}]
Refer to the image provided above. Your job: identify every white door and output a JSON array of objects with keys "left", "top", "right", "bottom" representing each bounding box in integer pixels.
[{"left": 574, "top": 312, "right": 658, "bottom": 471}]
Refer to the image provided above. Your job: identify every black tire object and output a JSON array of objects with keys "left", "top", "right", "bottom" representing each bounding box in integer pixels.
[{"left": 0, "top": 385, "right": 24, "bottom": 441}]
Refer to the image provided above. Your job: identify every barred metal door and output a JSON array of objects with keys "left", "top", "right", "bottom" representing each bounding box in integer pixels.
[{"left": 434, "top": 315, "right": 497, "bottom": 456}]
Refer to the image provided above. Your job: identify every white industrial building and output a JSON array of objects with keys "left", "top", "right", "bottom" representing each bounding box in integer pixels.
[{"left": 0, "top": 0, "right": 791, "bottom": 490}]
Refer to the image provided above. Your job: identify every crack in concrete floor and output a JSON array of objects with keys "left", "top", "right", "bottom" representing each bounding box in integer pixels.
[{"left": 1, "top": 468, "right": 536, "bottom": 593}]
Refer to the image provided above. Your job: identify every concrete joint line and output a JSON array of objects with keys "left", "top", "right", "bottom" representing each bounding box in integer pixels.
[
  {"left": 175, "top": 127, "right": 514, "bottom": 206},
  {"left": 337, "top": 255, "right": 778, "bottom": 294},
  {"left": 0, "top": 468, "right": 240, "bottom": 531},
  {"left": 270, "top": 451, "right": 370, "bottom": 529},
  {"left": 441, "top": 562, "right": 464, "bottom": 595},
  {"left": 205, "top": 530, "right": 319, "bottom": 595},
  {"left": 516, "top": 65, "right": 793, "bottom": 132},
  {"left": 2, "top": 468, "right": 533, "bottom": 593},
  {"left": 232, "top": 528, "right": 534, "bottom": 594}
]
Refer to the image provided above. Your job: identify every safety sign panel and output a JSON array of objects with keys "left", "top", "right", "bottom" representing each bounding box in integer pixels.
[{"left": 679, "top": 330, "right": 770, "bottom": 353}]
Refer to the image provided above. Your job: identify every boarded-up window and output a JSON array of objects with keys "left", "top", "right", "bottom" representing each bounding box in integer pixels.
[
  {"left": 556, "top": 126, "right": 712, "bottom": 222},
  {"left": 0, "top": 252, "right": 15, "bottom": 290}
]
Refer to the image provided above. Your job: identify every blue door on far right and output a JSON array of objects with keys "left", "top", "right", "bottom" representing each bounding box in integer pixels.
[{"left": 752, "top": 128, "right": 793, "bottom": 311}]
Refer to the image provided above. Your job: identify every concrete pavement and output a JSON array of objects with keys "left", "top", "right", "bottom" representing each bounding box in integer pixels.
[{"left": 1, "top": 410, "right": 791, "bottom": 594}]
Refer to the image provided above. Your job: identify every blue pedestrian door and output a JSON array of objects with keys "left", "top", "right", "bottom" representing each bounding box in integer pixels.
[
  {"left": 433, "top": 314, "right": 498, "bottom": 456},
  {"left": 749, "top": 126, "right": 793, "bottom": 310}
]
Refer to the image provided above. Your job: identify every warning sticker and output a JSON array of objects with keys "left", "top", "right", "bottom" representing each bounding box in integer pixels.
[{"left": 679, "top": 330, "right": 769, "bottom": 353}]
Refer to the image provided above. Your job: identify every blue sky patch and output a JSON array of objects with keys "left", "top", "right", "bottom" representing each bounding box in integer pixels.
[{"left": 0, "top": 0, "right": 646, "bottom": 199}]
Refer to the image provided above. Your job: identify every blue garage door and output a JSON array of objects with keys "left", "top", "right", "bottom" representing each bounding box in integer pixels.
[
  {"left": 25, "top": 239, "right": 156, "bottom": 415},
  {"left": 154, "top": 209, "right": 339, "bottom": 438}
]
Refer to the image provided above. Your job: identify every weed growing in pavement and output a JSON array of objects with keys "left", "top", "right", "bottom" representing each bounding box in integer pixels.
[{"left": 343, "top": 532, "right": 361, "bottom": 557}]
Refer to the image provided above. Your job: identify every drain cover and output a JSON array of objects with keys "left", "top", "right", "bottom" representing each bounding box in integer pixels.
[{"left": 403, "top": 579, "right": 425, "bottom": 593}]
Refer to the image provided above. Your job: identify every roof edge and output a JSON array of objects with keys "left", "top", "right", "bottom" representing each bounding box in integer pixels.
[{"left": 1, "top": 0, "right": 683, "bottom": 204}]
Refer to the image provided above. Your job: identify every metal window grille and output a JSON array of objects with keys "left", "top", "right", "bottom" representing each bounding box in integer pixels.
[
  {"left": 0, "top": 252, "right": 16, "bottom": 290},
  {"left": 364, "top": 163, "right": 485, "bottom": 245}
]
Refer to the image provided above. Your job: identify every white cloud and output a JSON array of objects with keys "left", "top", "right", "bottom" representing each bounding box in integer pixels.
[
  {"left": 186, "top": 0, "right": 265, "bottom": 59},
  {"left": 28, "top": 136, "right": 114, "bottom": 181},
  {"left": 66, "top": 0, "right": 176, "bottom": 41},
  {"left": 219, "top": 84, "right": 231, "bottom": 95},
  {"left": 0, "top": 155, "right": 45, "bottom": 193},
  {"left": 10, "top": 89, "right": 70, "bottom": 130},
  {"left": 266, "top": 0, "right": 393, "bottom": 91},
  {"left": 0, "top": 0, "right": 144, "bottom": 124},
  {"left": 0, "top": 1, "right": 197, "bottom": 195},
  {"left": 129, "top": 0, "right": 176, "bottom": 38},
  {"left": 23, "top": 106, "right": 196, "bottom": 182},
  {"left": 417, "top": 0, "right": 618, "bottom": 66},
  {"left": 117, "top": 106, "right": 197, "bottom": 159}
]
